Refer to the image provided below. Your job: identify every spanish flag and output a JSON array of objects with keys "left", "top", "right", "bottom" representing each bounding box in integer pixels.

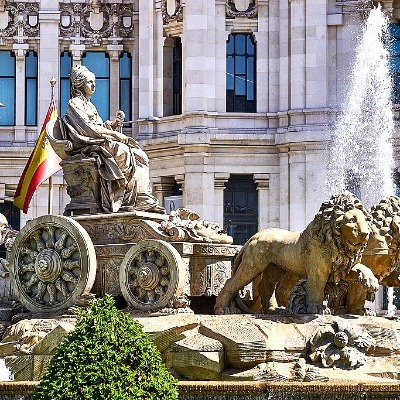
[{"left": 14, "top": 99, "right": 62, "bottom": 213}]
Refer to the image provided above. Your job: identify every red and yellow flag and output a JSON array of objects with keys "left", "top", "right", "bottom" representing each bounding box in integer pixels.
[{"left": 14, "top": 99, "right": 62, "bottom": 213}]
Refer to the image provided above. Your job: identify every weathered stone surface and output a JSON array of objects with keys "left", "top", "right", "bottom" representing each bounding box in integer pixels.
[
  {"left": 169, "top": 331, "right": 225, "bottom": 380},
  {"left": 3, "top": 314, "right": 400, "bottom": 383},
  {"left": 31, "top": 321, "right": 75, "bottom": 355},
  {"left": 199, "top": 316, "right": 268, "bottom": 369}
]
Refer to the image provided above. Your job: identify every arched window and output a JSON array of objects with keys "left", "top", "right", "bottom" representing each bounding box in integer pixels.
[
  {"left": 226, "top": 33, "right": 256, "bottom": 113},
  {"left": 25, "top": 51, "right": 38, "bottom": 126},
  {"left": 389, "top": 23, "right": 400, "bottom": 103},
  {"left": 0, "top": 51, "right": 15, "bottom": 126},
  {"left": 60, "top": 51, "right": 72, "bottom": 116},
  {"left": 82, "top": 51, "right": 110, "bottom": 120},
  {"left": 119, "top": 51, "right": 132, "bottom": 122}
]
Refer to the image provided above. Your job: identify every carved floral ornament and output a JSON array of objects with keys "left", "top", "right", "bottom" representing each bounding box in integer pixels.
[
  {"left": 0, "top": 2, "right": 39, "bottom": 39},
  {"left": 59, "top": 3, "right": 133, "bottom": 40}
]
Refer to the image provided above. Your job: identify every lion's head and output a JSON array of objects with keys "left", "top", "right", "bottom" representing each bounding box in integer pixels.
[
  {"left": 368, "top": 195, "right": 400, "bottom": 255},
  {"left": 310, "top": 191, "right": 371, "bottom": 281}
]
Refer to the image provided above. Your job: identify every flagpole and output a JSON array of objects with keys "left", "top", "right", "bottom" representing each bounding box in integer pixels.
[{"left": 48, "top": 77, "right": 56, "bottom": 215}]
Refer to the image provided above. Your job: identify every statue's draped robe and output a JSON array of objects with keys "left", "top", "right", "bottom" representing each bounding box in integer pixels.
[{"left": 62, "top": 96, "right": 161, "bottom": 213}]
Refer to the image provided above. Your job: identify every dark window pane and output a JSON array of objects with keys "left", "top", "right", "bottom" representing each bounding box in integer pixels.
[
  {"left": 120, "top": 80, "right": 131, "bottom": 119},
  {"left": 82, "top": 52, "right": 109, "bottom": 119},
  {"left": 120, "top": 52, "right": 131, "bottom": 78},
  {"left": 60, "top": 51, "right": 72, "bottom": 77},
  {"left": 235, "top": 56, "right": 246, "bottom": 74},
  {"left": 246, "top": 35, "right": 255, "bottom": 55},
  {"left": 225, "top": 34, "right": 256, "bottom": 113},
  {"left": 235, "top": 76, "right": 246, "bottom": 95},
  {"left": 26, "top": 79, "right": 37, "bottom": 125},
  {"left": 0, "top": 78, "right": 15, "bottom": 125},
  {"left": 227, "top": 56, "right": 234, "bottom": 89},
  {"left": 60, "top": 80, "right": 70, "bottom": 116},
  {"left": 60, "top": 52, "right": 72, "bottom": 115},
  {"left": 235, "top": 34, "right": 246, "bottom": 55},
  {"left": 227, "top": 35, "right": 234, "bottom": 55},
  {"left": 0, "top": 51, "right": 15, "bottom": 77},
  {"left": 26, "top": 52, "right": 38, "bottom": 78},
  {"left": 83, "top": 52, "right": 109, "bottom": 78},
  {"left": 247, "top": 58, "right": 254, "bottom": 100}
]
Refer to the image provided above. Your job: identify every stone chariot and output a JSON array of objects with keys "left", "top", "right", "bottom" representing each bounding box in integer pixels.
[{"left": 8, "top": 117, "right": 239, "bottom": 315}]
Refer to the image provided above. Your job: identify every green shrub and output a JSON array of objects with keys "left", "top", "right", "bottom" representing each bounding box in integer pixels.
[{"left": 32, "top": 296, "right": 178, "bottom": 400}]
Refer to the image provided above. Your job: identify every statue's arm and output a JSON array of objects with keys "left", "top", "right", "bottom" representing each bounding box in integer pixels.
[{"left": 68, "top": 99, "right": 135, "bottom": 145}]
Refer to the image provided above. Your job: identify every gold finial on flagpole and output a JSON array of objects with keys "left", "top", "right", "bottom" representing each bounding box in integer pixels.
[{"left": 50, "top": 77, "right": 57, "bottom": 100}]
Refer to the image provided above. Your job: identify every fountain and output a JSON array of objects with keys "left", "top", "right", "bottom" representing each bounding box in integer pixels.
[
  {"left": 328, "top": 4, "right": 397, "bottom": 317},
  {"left": 327, "top": 5, "right": 395, "bottom": 207}
]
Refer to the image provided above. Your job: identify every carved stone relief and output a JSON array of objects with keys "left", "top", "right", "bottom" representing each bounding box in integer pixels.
[
  {"left": 162, "top": 0, "right": 183, "bottom": 25},
  {"left": 0, "top": 2, "right": 39, "bottom": 40},
  {"left": 59, "top": 3, "right": 134, "bottom": 44},
  {"left": 226, "top": 0, "right": 257, "bottom": 19}
]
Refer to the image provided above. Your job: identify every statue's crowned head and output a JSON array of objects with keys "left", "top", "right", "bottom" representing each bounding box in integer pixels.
[{"left": 69, "top": 65, "right": 95, "bottom": 97}]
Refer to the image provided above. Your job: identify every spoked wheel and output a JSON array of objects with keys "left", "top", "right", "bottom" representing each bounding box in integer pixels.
[
  {"left": 9, "top": 215, "right": 96, "bottom": 313},
  {"left": 119, "top": 239, "right": 185, "bottom": 311}
]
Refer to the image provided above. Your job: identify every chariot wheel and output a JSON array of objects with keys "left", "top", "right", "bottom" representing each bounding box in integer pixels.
[
  {"left": 9, "top": 215, "right": 96, "bottom": 313},
  {"left": 119, "top": 239, "right": 185, "bottom": 311}
]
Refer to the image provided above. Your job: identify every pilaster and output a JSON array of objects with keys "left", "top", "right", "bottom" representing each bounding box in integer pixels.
[
  {"left": 214, "top": 173, "right": 230, "bottom": 228},
  {"left": 254, "top": 174, "right": 269, "bottom": 230}
]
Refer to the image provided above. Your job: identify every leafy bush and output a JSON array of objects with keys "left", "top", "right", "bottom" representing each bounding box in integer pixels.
[{"left": 32, "top": 296, "right": 178, "bottom": 400}]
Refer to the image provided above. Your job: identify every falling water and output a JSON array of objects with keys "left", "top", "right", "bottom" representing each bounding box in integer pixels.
[
  {"left": 327, "top": 6, "right": 396, "bottom": 316},
  {"left": 327, "top": 5, "right": 395, "bottom": 207}
]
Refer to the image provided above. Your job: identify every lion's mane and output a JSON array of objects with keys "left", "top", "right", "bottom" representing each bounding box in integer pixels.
[
  {"left": 307, "top": 191, "right": 371, "bottom": 282},
  {"left": 369, "top": 195, "right": 400, "bottom": 253}
]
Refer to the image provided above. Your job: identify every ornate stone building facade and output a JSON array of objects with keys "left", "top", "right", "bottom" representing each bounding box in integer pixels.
[{"left": 0, "top": 0, "right": 399, "bottom": 252}]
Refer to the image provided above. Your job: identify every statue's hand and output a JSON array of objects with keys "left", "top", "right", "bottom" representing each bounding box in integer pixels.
[{"left": 111, "top": 110, "right": 125, "bottom": 130}]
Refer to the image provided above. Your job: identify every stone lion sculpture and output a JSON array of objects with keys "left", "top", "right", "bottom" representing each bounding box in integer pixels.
[
  {"left": 341, "top": 195, "right": 400, "bottom": 315},
  {"left": 214, "top": 191, "right": 379, "bottom": 315},
  {"left": 268, "top": 195, "right": 400, "bottom": 315}
]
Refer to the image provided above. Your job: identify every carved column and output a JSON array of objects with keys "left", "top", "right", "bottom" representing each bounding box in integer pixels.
[
  {"left": 254, "top": 174, "right": 269, "bottom": 230},
  {"left": 214, "top": 173, "right": 230, "bottom": 229}
]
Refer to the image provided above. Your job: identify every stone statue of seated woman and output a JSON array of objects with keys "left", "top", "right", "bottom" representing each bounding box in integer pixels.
[{"left": 47, "top": 65, "right": 164, "bottom": 215}]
